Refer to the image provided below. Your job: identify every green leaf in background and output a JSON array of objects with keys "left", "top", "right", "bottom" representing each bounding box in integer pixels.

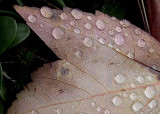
[
  {"left": 8, "top": 23, "right": 30, "bottom": 48},
  {"left": 102, "top": 0, "right": 126, "bottom": 19},
  {"left": 56, "top": 0, "right": 66, "bottom": 7},
  {"left": 16, "top": 0, "right": 24, "bottom": 6},
  {"left": 0, "top": 100, "right": 3, "bottom": 114},
  {"left": 0, "top": 16, "right": 17, "bottom": 54},
  {"left": 0, "top": 64, "right": 6, "bottom": 101}
]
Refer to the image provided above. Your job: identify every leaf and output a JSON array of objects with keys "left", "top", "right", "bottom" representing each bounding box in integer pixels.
[
  {"left": 8, "top": 23, "right": 30, "bottom": 48},
  {"left": 0, "top": 16, "right": 17, "bottom": 54},
  {"left": 0, "top": 64, "right": 6, "bottom": 101},
  {"left": 8, "top": 5, "right": 160, "bottom": 113},
  {"left": 56, "top": 0, "right": 66, "bottom": 7}
]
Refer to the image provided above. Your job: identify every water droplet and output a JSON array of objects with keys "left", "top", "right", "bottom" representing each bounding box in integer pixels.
[
  {"left": 109, "top": 30, "right": 114, "bottom": 35},
  {"left": 123, "top": 92, "right": 128, "bottom": 97},
  {"left": 40, "top": 6, "right": 53, "bottom": 18},
  {"left": 95, "top": 34, "right": 99, "bottom": 38},
  {"left": 108, "top": 44, "right": 113, "bottom": 48},
  {"left": 97, "top": 107, "right": 103, "bottom": 112},
  {"left": 87, "top": 15, "right": 92, "bottom": 20},
  {"left": 32, "top": 110, "right": 39, "bottom": 114},
  {"left": 96, "top": 19, "right": 105, "bottom": 30},
  {"left": 149, "top": 48, "right": 155, "bottom": 53},
  {"left": 115, "top": 26, "right": 122, "bottom": 32},
  {"left": 99, "top": 37, "right": 106, "bottom": 44},
  {"left": 129, "top": 93, "right": 138, "bottom": 100},
  {"left": 75, "top": 50, "right": 83, "bottom": 58},
  {"left": 112, "top": 96, "right": 123, "bottom": 106},
  {"left": 111, "top": 17, "right": 117, "bottom": 20},
  {"left": 137, "top": 76, "right": 145, "bottom": 83},
  {"left": 152, "top": 65, "right": 158, "bottom": 70},
  {"left": 130, "top": 83, "right": 137, "bottom": 88},
  {"left": 84, "top": 37, "right": 94, "bottom": 47},
  {"left": 71, "top": 106, "right": 74, "bottom": 108},
  {"left": 144, "top": 86, "right": 156, "bottom": 98},
  {"left": 71, "top": 9, "right": 83, "bottom": 19},
  {"left": 56, "top": 108, "right": 62, "bottom": 114},
  {"left": 116, "top": 48, "right": 120, "bottom": 52},
  {"left": 148, "top": 99, "right": 158, "bottom": 109},
  {"left": 135, "top": 28, "right": 142, "bottom": 35},
  {"left": 28, "top": 15, "right": 37, "bottom": 23},
  {"left": 138, "top": 39, "right": 146, "bottom": 47},
  {"left": 119, "top": 19, "right": 130, "bottom": 27},
  {"left": 132, "top": 101, "right": 143, "bottom": 112},
  {"left": 60, "top": 13, "right": 67, "bottom": 20},
  {"left": 114, "top": 74, "right": 126, "bottom": 84},
  {"left": 115, "top": 34, "right": 125, "bottom": 45},
  {"left": 104, "top": 109, "right": 111, "bottom": 114},
  {"left": 74, "top": 28, "right": 81, "bottom": 34},
  {"left": 148, "top": 75, "right": 154, "bottom": 81},
  {"left": 52, "top": 27, "right": 64, "bottom": 39},
  {"left": 91, "top": 102, "right": 96, "bottom": 107},
  {"left": 84, "top": 23, "right": 92, "bottom": 29},
  {"left": 127, "top": 53, "right": 135, "bottom": 59},
  {"left": 69, "top": 21, "right": 75, "bottom": 26},
  {"left": 40, "top": 24, "right": 44, "bottom": 27}
]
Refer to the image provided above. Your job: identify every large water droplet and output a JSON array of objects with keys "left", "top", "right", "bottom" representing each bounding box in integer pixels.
[
  {"left": 74, "top": 28, "right": 81, "bottom": 34},
  {"left": 115, "top": 26, "right": 122, "bottom": 32},
  {"left": 119, "top": 19, "right": 130, "bottom": 27},
  {"left": 127, "top": 53, "right": 135, "bottom": 59},
  {"left": 40, "top": 6, "right": 53, "bottom": 18},
  {"left": 132, "top": 101, "right": 143, "bottom": 112},
  {"left": 144, "top": 86, "right": 156, "bottom": 98},
  {"left": 32, "top": 110, "right": 39, "bottom": 114},
  {"left": 149, "top": 48, "right": 155, "bottom": 53},
  {"left": 52, "top": 27, "right": 64, "bottom": 39},
  {"left": 114, "top": 74, "right": 126, "bottom": 84},
  {"left": 75, "top": 50, "right": 83, "bottom": 58},
  {"left": 137, "top": 76, "right": 145, "bottom": 83},
  {"left": 84, "top": 37, "right": 94, "bottom": 47},
  {"left": 87, "top": 15, "right": 92, "bottom": 20},
  {"left": 138, "top": 39, "right": 146, "bottom": 47},
  {"left": 84, "top": 23, "right": 92, "bottom": 29},
  {"left": 115, "top": 34, "right": 125, "bottom": 45},
  {"left": 148, "top": 99, "right": 158, "bottom": 109},
  {"left": 129, "top": 93, "right": 137, "bottom": 100},
  {"left": 104, "top": 109, "right": 111, "bottom": 114},
  {"left": 96, "top": 19, "right": 105, "bottom": 30},
  {"left": 112, "top": 96, "right": 123, "bottom": 106},
  {"left": 60, "top": 13, "right": 68, "bottom": 20},
  {"left": 99, "top": 37, "right": 106, "bottom": 44},
  {"left": 28, "top": 15, "right": 37, "bottom": 23},
  {"left": 135, "top": 28, "right": 142, "bottom": 35},
  {"left": 71, "top": 9, "right": 83, "bottom": 19}
]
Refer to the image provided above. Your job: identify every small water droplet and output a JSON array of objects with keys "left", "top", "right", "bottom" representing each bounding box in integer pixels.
[
  {"left": 99, "top": 37, "right": 106, "bottom": 44},
  {"left": 95, "top": 34, "right": 99, "bottom": 38},
  {"left": 71, "top": 9, "right": 83, "bottom": 19},
  {"left": 115, "top": 34, "right": 125, "bottom": 45},
  {"left": 130, "top": 83, "right": 137, "bottom": 88},
  {"left": 152, "top": 65, "right": 158, "bottom": 70},
  {"left": 127, "top": 53, "right": 135, "bottom": 59},
  {"left": 91, "top": 102, "right": 96, "bottom": 107},
  {"left": 144, "top": 86, "right": 156, "bottom": 98},
  {"left": 112, "top": 96, "right": 123, "bottom": 106},
  {"left": 108, "top": 43, "right": 113, "bottom": 48},
  {"left": 123, "top": 92, "right": 128, "bottom": 97},
  {"left": 97, "top": 107, "right": 103, "bottom": 112},
  {"left": 135, "top": 28, "right": 142, "bottom": 35},
  {"left": 148, "top": 75, "right": 154, "bottom": 81},
  {"left": 52, "top": 27, "right": 64, "bottom": 39},
  {"left": 138, "top": 39, "right": 146, "bottom": 47},
  {"left": 84, "top": 37, "right": 94, "bottom": 47},
  {"left": 84, "top": 23, "right": 92, "bottom": 29},
  {"left": 28, "top": 15, "right": 37, "bottom": 23},
  {"left": 75, "top": 50, "right": 83, "bottom": 58},
  {"left": 115, "top": 26, "right": 122, "bottom": 32},
  {"left": 71, "top": 106, "right": 74, "bottom": 108},
  {"left": 137, "top": 76, "right": 145, "bottom": 83},
  {"left": 124, "top": 33, "right": 129, "bottom": 37},
  {"left": 40, "top": 6, "right": 53, "bottom": 18},
  {"left": 111, "top": 17, "right": 117, "bottom": 20},
  {"left": 148, "top": 99, "right": 158, "bottom": 109},
  {"left": 96, "top": 19, "right": 105, "bottom": 30},
  {"left": 87, "top": 15, "right": 92, "bottom": 20},
  {"left": 129, "top": 93, "right": 138, "bottom": 100},
  {"left": 116, "top": 48, "right": 120, "bottom": 52},
  {"left": 104, "top": 109, "right": 111, "bottom": 114},
  {"left": 56, "top": 108, "right": 62, "bottom": 114},
  {"left": 132, "top": 101, "right": 143, "bottom": 112},
  {"left": 69, "top": 21, "right": 75, "bottom": 26},
  {"left": 114, "top": 74, "right": 126, "bottom": 84},
  {"left": 32, "top": 110, "right": 39, "bottom": 114},
  {"left": 109, "top": 30, "right": 114, "bottom": 35},
  {"left": 119, "top": 19, "right": 130, "bottom": 27},
  {"left": 74, "top": 28, "right": 81, "bottom": 34},
  {"left": 60, "top": 13, "right": 67, "bottom": 20},
  {"left": 40, "top": 24, "right": 44, "bottom": 27},
  {"left": 149, "top": 48, "right": 155, "bottom": 53}
]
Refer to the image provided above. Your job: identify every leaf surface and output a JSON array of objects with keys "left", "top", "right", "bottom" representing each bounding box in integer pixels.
[{"left": 7, "top": 5, "right": 160, "bottom": 113}]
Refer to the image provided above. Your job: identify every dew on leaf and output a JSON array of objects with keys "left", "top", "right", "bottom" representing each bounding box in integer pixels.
[
  {"left": 40, "top": 6, "right": 53, "bottom": 18},
  {"left": 28, "top": 15, "right": 37, "bottom": 23},
  {"left": 96, "top": 19, "right": 105, "bottom": 30},
  {"left": 71, "top": 9, "right": 83, "bottom": 19},
  {"left": 52, "top": 27, "right": 65, "bottom": 39}
]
